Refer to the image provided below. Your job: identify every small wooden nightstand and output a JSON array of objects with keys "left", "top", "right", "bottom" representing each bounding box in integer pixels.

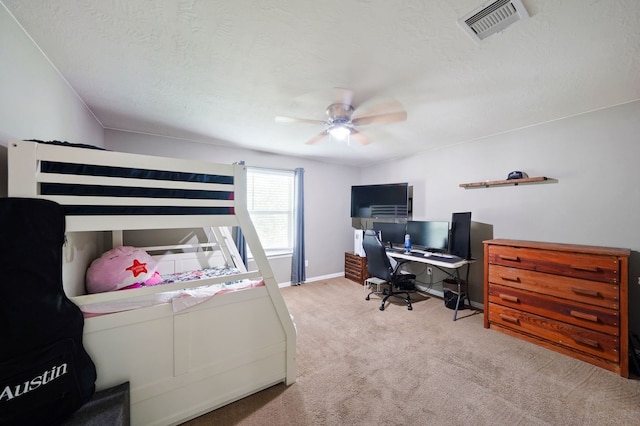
[{"left": 345, "top": 252, "right": 368, "bottom": 285}]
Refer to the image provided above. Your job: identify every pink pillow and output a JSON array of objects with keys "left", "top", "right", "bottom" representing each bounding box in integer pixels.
[{"left": 86, "top": 246, "right": 158, "bottom": 293}]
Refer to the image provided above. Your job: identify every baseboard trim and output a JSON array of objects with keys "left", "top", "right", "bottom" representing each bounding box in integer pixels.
[{"left": 278, "top": 272, "right": 345, "bottom": 288}]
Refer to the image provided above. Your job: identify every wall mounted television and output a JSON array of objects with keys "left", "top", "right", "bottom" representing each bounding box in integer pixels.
[{"left": 350, "top": 183, "right": 409, "bottom": 219}]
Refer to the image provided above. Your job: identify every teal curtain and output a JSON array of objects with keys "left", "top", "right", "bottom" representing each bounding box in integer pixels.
[{"left": 291, "top": 168, "right": 305, "bottom": 285}]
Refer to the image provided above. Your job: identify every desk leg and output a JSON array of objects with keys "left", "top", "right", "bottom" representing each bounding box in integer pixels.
[
  {"left": 453, "top": 280, "right": 462, "bottom": 321},
  {"left": 452, "top": 263, "right": 472, "bottom": 321},
  {"left": 452, "top": 269, "right": 464, "bottom": 321}
]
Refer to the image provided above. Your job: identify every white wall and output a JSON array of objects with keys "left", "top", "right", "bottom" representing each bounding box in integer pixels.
[
  {"left": 361, "top": 100, "right": 640, "bottom": 332},
  {"left": 105, "top": 129, "right": 359, "bottom": 284},
  {"left": 0, "top": 3, "right": 105, "bottom": 289},
  {"left": 0, "top": 4, "right": 104, "bottom": 151}
]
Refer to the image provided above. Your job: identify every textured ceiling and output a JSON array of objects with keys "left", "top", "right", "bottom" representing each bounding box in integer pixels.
[{"left": 3, "top": 0, "right": 640, "bottom": 166}]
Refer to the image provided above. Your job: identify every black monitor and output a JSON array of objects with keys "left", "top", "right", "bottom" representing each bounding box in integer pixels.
[
  {"left": 372, "top": 221, "right": 406, "bottom": 249},
  {"left": 450, "top": 212, "right": 472, "bottom": 259},
  {"left": 406, "top": 221, "right": 449, "bottom": 252}
]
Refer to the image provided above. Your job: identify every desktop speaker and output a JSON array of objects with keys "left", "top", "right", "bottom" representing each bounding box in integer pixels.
[{"left": 449, "top": 212, "right": 471, "bottom": 259}]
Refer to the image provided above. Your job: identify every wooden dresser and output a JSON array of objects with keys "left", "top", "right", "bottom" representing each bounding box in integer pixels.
[
  {"left": 345, "top": 252, "right": 368, "bottom": 285},
  {"left": 483, "top": 239, "right": 630, "bottom": 377}
]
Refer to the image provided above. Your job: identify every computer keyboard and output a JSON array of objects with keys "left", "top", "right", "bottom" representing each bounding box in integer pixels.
[
  {"left": 387, "top": 248, "right": 464, "bottom": 262},
  {"left": 388, "top": 248, "right": 422, "bottom": 255},
  {"left": 429, "top": 253, "right": 463, "bottom": 262}
]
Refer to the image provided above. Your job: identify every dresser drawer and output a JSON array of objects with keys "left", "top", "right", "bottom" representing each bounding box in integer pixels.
[
  {"left": 488, "top": 284, "right": 620, "bottom": 335},
  {"left": 488, "top": 264, "right": 619, "bottom": 309},
  {"left": 488, "top": 303, "right": 620, "bottom": 363},
  {"left": 488, "top": 245, "right": 620, "bottom": 284}
]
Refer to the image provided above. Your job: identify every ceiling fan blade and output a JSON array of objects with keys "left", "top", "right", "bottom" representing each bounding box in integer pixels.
[
  {"left": 333, "top": 87, "right": 354, "bottom": 107},
  {"left": 350, "top": 130, "right": 372, "bottom": 145},
  {"left": 305, "top": 131, "right": 329, "bottom": 145},
  {"left": 275, "top": 116, "right": 326, "bottom": 125},
  {"left": 353, "top": 98, "right": 405, "bottom": 117},
  {"left": 352, "top": 110, "right": 407, "bottom": 126}
]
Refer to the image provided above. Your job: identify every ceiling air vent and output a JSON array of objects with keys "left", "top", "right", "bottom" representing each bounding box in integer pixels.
[{"left": 457, "top": 0, "right": 530, "bottom": 43}]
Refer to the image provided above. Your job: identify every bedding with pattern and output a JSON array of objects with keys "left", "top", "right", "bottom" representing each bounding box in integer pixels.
[{"left": 81, "top": 266, "right": 263, "bottom": 316}]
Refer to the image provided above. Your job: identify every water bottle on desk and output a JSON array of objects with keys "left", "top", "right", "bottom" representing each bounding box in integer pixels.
[{"left": 404, "top": 233, "right": 411, "bottom": 254}]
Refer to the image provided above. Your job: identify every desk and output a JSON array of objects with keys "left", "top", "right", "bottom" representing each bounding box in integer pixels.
[{"left": 387, "top": 250, "right": 473, "bottom": 320}]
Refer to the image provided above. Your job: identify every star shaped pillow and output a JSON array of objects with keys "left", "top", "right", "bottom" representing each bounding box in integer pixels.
[{"left": 86, "top": 246, "right": 158, "bottom": 293}]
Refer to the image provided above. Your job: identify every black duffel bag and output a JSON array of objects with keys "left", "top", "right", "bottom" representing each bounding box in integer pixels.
[{"left": 0, "top": 198, "right": 96, "bottom": 425}]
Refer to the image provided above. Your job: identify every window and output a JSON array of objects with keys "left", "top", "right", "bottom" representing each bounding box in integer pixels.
[{"left": 246, "top": 167, "right": 295, "bottom": 257}]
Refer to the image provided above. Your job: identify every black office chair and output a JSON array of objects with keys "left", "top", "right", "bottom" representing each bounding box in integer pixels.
[{"left": 362, "top": 230, "right": 416, "bottom": 311}]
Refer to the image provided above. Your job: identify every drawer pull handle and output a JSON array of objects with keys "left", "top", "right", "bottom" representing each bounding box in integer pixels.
[
  {"left": 499, "top": 294, "right": 520, "bottom": 303},
  {"left": 570, "top": 310, "right": 599, "bottom": 323},
  {"left": 571, "top": 265, "right": 599, "bottom": 272},
  {"left": 500, "top": 275, "right": 521, "bottom": 283},
  {"left": 572, "top": 335, "right": 600, "bottom": 348},
  {"left": 499, "top": 314, "right": 520, "bottom": 324},
  {"left": 499, "top": 255, "right": 520, "bottom": 262},
  {"left": 572, "top": 287, "right": 601, "bottom": 298}
]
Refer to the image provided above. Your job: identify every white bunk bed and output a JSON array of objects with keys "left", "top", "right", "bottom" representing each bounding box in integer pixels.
[{"left": 7, "top": 140, "right": 296, "bottom": 426}]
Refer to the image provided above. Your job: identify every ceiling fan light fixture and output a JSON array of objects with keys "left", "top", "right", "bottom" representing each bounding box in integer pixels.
[
  {"left": 275, "top": 88, "right": 407, "bottom": 146},
  {"left": 329, "top": 125, "right": 351, "bottom": 140}
]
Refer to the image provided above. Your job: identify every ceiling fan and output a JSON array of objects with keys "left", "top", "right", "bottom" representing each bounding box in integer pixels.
[{"left": 275, "top": 88, "right": 407, "bottom": 145}]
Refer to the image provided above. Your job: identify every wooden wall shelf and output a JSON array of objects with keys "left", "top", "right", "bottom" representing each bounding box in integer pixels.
[{"left": 460, "top": 176, "right": 553, "bottom": 189}]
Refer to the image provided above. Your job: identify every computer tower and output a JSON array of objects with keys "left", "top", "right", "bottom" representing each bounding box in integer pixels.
[
  {"left": 354, "top": 229, "right": 366, "bottom": 257},
  {"left": 450, "top": 212, "right": 472, "bottom": 259}
]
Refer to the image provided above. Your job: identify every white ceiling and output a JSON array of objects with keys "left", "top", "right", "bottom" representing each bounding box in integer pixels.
[{"left": 3, "top": 0, "right": 639, "bottom": 167}]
